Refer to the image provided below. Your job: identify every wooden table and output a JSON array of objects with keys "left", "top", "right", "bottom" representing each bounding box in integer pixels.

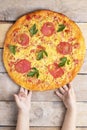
[{"left": 0, "top": 0, "right": 87, "bottom": 130}]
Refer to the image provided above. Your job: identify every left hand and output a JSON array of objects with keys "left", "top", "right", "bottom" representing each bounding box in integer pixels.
[
  {"left": 14, "top": 87, "right": 32, "bottom": 113},
  {"left": 55, "top": 84, "right": 76, "bottom": 111}
]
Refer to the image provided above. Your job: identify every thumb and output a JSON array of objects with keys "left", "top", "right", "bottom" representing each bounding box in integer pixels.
[{"left": 14, "top": 94, "right": 20, "bottom": 105}]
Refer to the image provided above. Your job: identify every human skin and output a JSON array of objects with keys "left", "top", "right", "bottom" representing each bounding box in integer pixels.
[
  {"left": 14, "top": 83, "right": 76, "bottom": 130},
  {"left": 14, "top": 87, "right": 32, "bottom": 130},
  {"left": 55, "top": 84, "right": 76, "bottom": 130}
]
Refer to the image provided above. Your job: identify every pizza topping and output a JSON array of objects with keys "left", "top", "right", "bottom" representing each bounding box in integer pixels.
[
  {"left": 65, "top": 29, "right": 70, "bottom": 33},
  {"left": 37, "top": 45, "right": 46, "bottom": 50},
  {"left": 73, "top": 43, "right": 80, "bottom": 49},
  {"left": 56, "top": 42, "right": 72, "bottom": 55},
  {"left": 12, "top": 28, "right": 19, "bottom": 42},
  {"left": 57, "top": 24, "right": 65, "bottom": 32},
  {"left": 26, "top": 15, "right": 31, "bottom": 20},
  {"left": 16, "top": 33, "right": 29, "bottom": 46},
  {"left": 27, "top": 67, "right": 39, "bottom": 78},
  {"left": 68, "top": 37, "right": 75, "bottom": 42},
  {"left": 8, "top": 45, "right": 16, "bottom": 55},
  {"left": 29, "top": 24, "right": 38, "bottom": 36},
  {"left": 41, "top": 22, "right": 55, "bottom": 36},
  {"left": 12, "top": 28, "right": 19, "bottom": 37},
  {"left": 48, "top": 63, "right": 64, "bottom": 78},
  {"left": 30, "top": 49, "right": 36, "bottom": 53},
  {"left": 73, "top": 59, "right": 79, "bottom": 65},
  {"left": 58, "top": 57, "right": 70, "bottom": 67},
  {"left": 15, "top": 59, "right": 31, "bottom": 73},
  {"left": 53, "top": 16, "right": 59, "bottom": 21},
  {"left": 67, "top": 59, "right": 70, "bottom": 65},
  {"left": 33, "top": 14, "right": 41, "bottom": 19},
  {"left": 8, "top": 61, "right": 15, "bottom": 67},
  {"left": 36, "top": 50, "right": 48, "bottom": 60}
]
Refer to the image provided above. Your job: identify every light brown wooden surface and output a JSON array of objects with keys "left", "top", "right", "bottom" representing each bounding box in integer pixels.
[
  {"left": 0, "top": 1, "right": 87, "bottom": 129},
  {"left": 0, "top": 0, "right": 87, "bottom": 22},
  {"left": 0, "top": 127, "right": 86, "bottom": 130},
  {"left": 0, "top": 73, "right": 87, "bottom": 101},
  {"left": 0, "top": 21, "right": 87, "bottom": 128},
  {"left": 0, "top": 102, "right": 87, "bottom": 126}
]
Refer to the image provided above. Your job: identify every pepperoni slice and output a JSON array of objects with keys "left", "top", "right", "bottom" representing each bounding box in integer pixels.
[
  {"left": 15, "top": 59, "right": 31, "bottom": 73},
  {"left": 48, "top": 63, "right": 64, "bottom": 78},
  {"left": 16, "top": 34, "right": 29, "bottom": 46},
  {"left": 56, "top": 42, "right": 72, "bottom": 55},
  {"left": 41, "top": 22, "right": 55, "bottom": 36}
]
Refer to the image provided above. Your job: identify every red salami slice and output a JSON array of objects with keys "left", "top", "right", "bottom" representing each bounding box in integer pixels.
[
  {"left": 16, "top": 33, "right": 29, "bottom": 46},
  {"left": 56, "top": 42, "right": 72, "bottom": 55},
  {"left": 41, "top": 22, "right": 55, "bottom": 36},
  {"left": 48, "top": 63, "right": 64, "bottom": 78},
  {"left": 15, "top": 59, "right": 31, "bottom": 73}
]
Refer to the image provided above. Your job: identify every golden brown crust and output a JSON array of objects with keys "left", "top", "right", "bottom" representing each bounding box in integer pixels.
[{"left": 3, "top": 10, "right": 86, "bottom": 91}]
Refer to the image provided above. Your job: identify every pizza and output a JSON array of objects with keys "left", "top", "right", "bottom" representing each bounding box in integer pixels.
[{"left": 3, "top": 10, "right": 86, "bottom": 91}]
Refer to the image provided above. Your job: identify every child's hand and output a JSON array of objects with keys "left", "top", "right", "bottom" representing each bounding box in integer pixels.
[
  {"left": 55, "top": 84, "right": 76, "bottom": 111},
  {"left": 14, "top": 87, "right": 32, "bottom": 114}
]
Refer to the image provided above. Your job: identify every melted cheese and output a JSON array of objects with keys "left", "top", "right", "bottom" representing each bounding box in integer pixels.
[{"left": 4, "top": 10, "right": 86, "bottom": 91}]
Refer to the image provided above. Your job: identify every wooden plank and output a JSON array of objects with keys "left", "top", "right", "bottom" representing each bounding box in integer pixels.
[
  {"left": 0, "top": 127, "right": 86, "bottom": 130},
  {"left": 78, "top": 23, "right": 87, "bottom": 50},
  {"left": 56, "top": 0, "right": 87, "bottom": 22},
  {"left": 79, "top": 50, "right": 87, "bottom": 73},
  {"left": 0, "top": 23, "right": 87, "bottom": 49},
  {"left": 0, "top": 73, "right": 87, "bottom": 101},
  {"left": 0, "top": 0, "right": 87, "bottom": 22},
  {"left": 0, "top": 49, "right": 5, "bottom": 72},
  {"left": 0, "top": 102, "right": 87, "bottom": 126},
  {"left": 0, "top": 49, "right": 87, "bottom": 73},
  {"left": 0, "top": 23, "right": 12, "bottom": 48},
  {"left": 0, "top": 0, "right": 57, "bottom": 21}
]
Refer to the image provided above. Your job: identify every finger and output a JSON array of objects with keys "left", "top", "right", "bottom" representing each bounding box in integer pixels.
[
  {"left": 28, "top": 90, "right": 32, "bottom": 99},
  {"left": 67, "top": 83, "right": 72, "bottom": 89},
  {"left": 20, "top": 87, "right": 25, "bottom": 92},
  {"left": 69, "top": 86, "right": 74, "bottom": 94},
  {"left": 14, "top": 94, "right": 20, "bottom": 105},
  {"left": 62, "top": 85, "right": 68, "bottom": 91},
  {"left": 18, "top": 92, "right": 26, "bottom": 98},
  {"left": 55, "top": 90, "right": 63, "bottom": 100},
  {"left": 24, "top": 89, "right": 28, "bottom": 95},
  {"left": 59, "top": 87, "right": 65, "bottom": 94}
]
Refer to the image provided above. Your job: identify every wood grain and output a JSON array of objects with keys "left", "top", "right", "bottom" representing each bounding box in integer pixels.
[
  {"left": 0, "top": 102, "right": 87, "bottom": 126},
  {"left": 0, "top": 0, "right": 87, "bottom": 22},
  {"left": 0, "top": 73, "right": 87, "bottom": 101},
  {"left": 0, "top": 23, "right": 87, "bottom": 48},
  {"left": 0, "top": 1, "right": 87, "bottom": 129},
  {"left": 0, "top": 23, "right": 12, "bottom": 48},
  {"left": 0, "top": 127, "right": 86, "bottom": 130},
  {"left": 0, "top": 22, "right": 87, "bottom": 128}
]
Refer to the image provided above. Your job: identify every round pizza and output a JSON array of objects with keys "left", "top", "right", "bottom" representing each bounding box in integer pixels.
[{"left": 3, "top": 10, "right": 86, "bottom": 91}]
